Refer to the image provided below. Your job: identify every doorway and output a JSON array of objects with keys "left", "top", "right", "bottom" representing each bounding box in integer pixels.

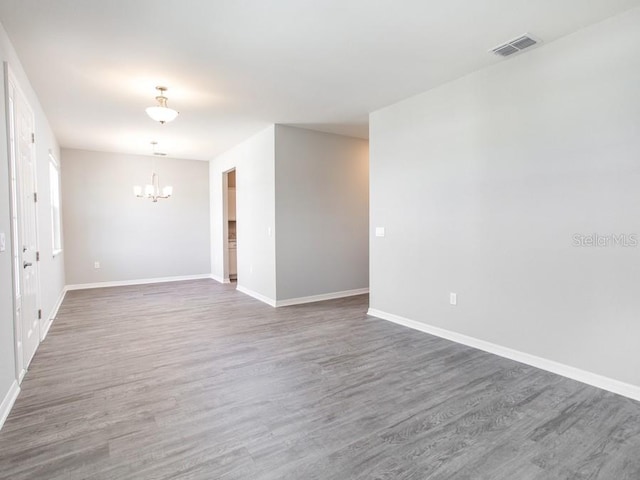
[
  {"left": 224, "top": 169, "right": 237, "bottom": 282},
  {"left": 7, "top": 66, "right": 41, "bottom": 381}
]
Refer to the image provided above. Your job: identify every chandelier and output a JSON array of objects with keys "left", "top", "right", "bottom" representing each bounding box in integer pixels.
[{"left": 134, "top": 142, "right": 173, "bottom": 202}]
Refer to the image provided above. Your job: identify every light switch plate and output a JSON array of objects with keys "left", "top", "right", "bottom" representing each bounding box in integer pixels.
[
  {"left": 0, "top": 233, "right": 5, "bottom": 252},
  {"left": 450, "top": 292, "right": 457, "bottom": 306},
  {"left": 375, "top": 227, "right": 385, "bottom": 237}
]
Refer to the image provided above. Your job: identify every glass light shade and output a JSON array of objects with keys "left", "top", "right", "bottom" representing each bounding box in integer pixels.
[
  {"left": 144, "top": 184, "right": 155, "bottom": 196},
  {"left": 162, "top": 186, "right": 173, "bottom": 197},
  {"left": 145, "top": 106, "right": 179, "bottom": 123},
  {"left": 133, "top": 185, "right": 143, "bottom": 197}
]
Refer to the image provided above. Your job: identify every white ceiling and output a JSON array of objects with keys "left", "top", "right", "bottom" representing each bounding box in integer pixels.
[{"left": 0, "top": 0, "right": 638, "bottom": 160}]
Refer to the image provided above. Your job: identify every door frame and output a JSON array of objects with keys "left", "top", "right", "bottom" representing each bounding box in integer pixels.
[
  {"left": 5, "top": 64, "right": 42, "bottom": 382},
  {"left": 222, "top": 169, "right": 231, "bottom": 282}
]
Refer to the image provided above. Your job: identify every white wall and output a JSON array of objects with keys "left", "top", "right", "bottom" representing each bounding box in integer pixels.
[
  {"left": 275, "top": 125, "right": 369, "bottom": 300},
  {"left": 0, "top": 21, "right": 64, "bottom": 421},
  {"left": 210, "top": 126, "right": 277, "bottom": 300},
  {"left": 62, "top": 149, "right": 210, "bottom": 285},
  {"left": 370, "top": 8, "right": 640, "bottom": 390},
  {"left": 36, "top": 111, "right": 65, "bottom": 326}
]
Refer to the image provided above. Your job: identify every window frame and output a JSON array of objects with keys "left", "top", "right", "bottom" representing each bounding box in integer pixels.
[{"left": 49, "top": 152, "right": 62, "bottom": 257}]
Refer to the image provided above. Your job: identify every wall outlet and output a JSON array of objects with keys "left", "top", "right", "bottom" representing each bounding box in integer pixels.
[
  {"left": 94, "top": 261, "right": 100, "bottom": 269},
  {"left": 450, "top": 292, "right": 457, "bottom": 306}
]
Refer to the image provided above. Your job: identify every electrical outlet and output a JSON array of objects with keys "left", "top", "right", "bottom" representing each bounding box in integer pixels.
[
  {"left": 94, "top": 261, "right": 100, "bottom": 269},
  {"left": 450, "top": 292, "right": 457, "bottom": 306}
]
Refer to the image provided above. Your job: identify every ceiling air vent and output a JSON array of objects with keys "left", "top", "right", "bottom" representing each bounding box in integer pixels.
[{"left": 491, "top": 34, "right": 540, "bottom": 57}]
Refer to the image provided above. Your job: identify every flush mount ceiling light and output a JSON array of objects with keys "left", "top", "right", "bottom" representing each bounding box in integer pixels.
[{"left": 145, "top": 86, "right": 179, "bottom": 124}]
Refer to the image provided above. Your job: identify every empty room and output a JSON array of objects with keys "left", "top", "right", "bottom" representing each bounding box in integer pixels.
[{"left": 0, "top": 1, "right": 639, "bottom": 479}]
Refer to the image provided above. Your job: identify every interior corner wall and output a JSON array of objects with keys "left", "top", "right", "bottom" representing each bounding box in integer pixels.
[
  {"left": 0, "top": 20, "right": 64, "bottom": 411},
  {"left": 369, "top": 7, "right": 640, "bottom": 388},
  {"left": 61, "top": 149, "right": 210, "bottom": 285},
  {"left": 210, "top": 126, "right": 276, "bottom": 301},
  {"left": 274, "top": 125, "right": 369, "bottom": 301}
]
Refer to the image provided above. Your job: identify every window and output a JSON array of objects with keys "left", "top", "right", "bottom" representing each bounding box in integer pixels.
[{"left": 49, "top": 153, "right": 62, "bottom": 255}]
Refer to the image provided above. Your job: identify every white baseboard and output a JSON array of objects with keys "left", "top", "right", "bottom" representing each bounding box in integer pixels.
[
  {"left": 65, "top": 274, "right": 213, "bottom": 291},
  {"left": 236, "top": 285, "right": 277, "bottom": 307},
  {"left": 0, "top": 380, "right": 20, "bottom": 431},
  {"left": 236, "top": 286, "right": 369, "bottom": 308},
  {"left": 41, "top": 288, "right": 67, "bottom": 341},
  {"left": 210, "top": 274, "right": 231, "bottom": 284},
  {"left": 41, "top": 317, "right": 54, "bottom": 341},
  {"left": 367, "top": 308, "right": 640, "bottom": 403},
  {"left": 276, "top": 288, "right": 369, "bottom": 307}
]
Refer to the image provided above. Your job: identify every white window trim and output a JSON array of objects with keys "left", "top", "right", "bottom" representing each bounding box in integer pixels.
[{"left": 49, "top": 152, "right": 63, "bottom": 257}]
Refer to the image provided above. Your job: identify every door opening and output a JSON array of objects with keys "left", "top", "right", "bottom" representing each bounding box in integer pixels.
[{"left": 224, "top": 169, "right": 237, "bottom": 283}]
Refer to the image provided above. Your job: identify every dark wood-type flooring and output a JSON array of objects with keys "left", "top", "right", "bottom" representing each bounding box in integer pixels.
[{"left": 1, "top": 279, "right": 640, "bottom": 479}]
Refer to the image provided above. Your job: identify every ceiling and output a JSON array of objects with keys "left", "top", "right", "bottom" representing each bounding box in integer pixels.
[{"left": 0, "top": 0, "right": 638, "bottom": 160}]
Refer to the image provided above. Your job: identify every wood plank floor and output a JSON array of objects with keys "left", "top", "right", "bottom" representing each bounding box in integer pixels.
[{"left": 1, "top": 279, "right": 640, "bottom": 479}]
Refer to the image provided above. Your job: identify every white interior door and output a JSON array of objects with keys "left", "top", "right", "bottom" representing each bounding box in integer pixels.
[{"left": 8, "top": 68, "right": 40, "bottom": 375}]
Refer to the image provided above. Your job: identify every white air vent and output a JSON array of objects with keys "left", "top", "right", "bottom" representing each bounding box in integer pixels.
[{"left": 491, "top": 34, "right": 540, "bottom": 57}]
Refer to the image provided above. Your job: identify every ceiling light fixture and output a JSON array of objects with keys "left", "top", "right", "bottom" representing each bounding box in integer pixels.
[
  {"left": 133, "top": 142, "right": 173, "bottom": 202},
  {"left": 145, "top": 86, "right": 179, "bottom": 124},
  {"left": 133, "top": 173, "right": 173, "bottom": 202}
]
